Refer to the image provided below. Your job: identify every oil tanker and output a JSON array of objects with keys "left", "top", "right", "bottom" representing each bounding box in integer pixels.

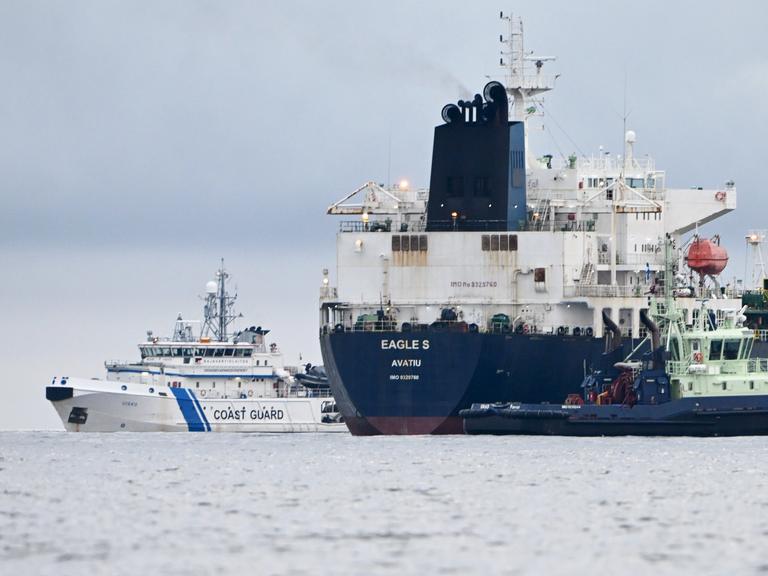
[{"left": 319, "top": 15, "right": 742, "bottom": 435}]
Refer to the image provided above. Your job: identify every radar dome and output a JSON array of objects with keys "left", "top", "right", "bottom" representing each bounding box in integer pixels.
[
  {"left": 625, "top": 130, "right": 637, "bottom": 144},
  {"left": 205, "top": 280, "right": 217, "bottom": 294}
]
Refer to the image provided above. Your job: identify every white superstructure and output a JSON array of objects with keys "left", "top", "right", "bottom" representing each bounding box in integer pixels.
[{"left": 321, "top": 14, "right": 740, "bottom": 340}]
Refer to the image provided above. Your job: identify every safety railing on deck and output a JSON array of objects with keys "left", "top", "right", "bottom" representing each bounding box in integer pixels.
[
  {"left": 563, "top": 285, "right": 642, "bottom": 298},
  {"left": 748, "top": 358, "right": 768, "bottom": 373}
]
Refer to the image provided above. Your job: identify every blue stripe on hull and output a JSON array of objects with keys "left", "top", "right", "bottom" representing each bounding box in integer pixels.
[
  {"left": 170, "top": 387, "right": 207, "bottom": 432},
  {"left": 188, "top": 389, "right": 211, "bottom": 431}
]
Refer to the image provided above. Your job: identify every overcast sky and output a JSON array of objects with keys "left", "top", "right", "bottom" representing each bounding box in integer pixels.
[{"left": 3, "top": 0, "right": 767, "bottom": 429}]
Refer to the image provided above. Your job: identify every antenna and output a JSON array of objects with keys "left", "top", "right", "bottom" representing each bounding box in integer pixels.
[
  {"left": 498, "top": 12, "right": 557, "bottom": 121},
  {"left": 201, "top": 259, "right": 241, "bottom": 342},
  {"left": 746, "top": 231, "right": 768, "bottom": 290},
  {"left": 386, "top": 130, "right": 392, "bottom": 189},
  {"left": 498, "top": 13, "right": 557, "bottom": 167}
]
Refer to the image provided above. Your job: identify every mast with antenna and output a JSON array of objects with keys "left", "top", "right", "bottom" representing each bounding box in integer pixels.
[
  {"left": 202, "top": 259, "right": 241, "bottom": 342},
  {"left": 498, "top": 12, "right": 558, "bottom": 164}
]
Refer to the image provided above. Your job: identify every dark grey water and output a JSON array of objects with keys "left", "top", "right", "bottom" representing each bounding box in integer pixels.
[{"left": 1, "top": 432, "right": 767, "bottom": 575}]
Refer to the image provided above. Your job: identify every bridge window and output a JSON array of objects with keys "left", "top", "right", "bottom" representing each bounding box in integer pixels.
[
  {"left": 243, "top": 349, "right": 253, "bottom": 357},
  {"left": 709, "top": 340, "right": 723, "bottom": 361},
  {"left": 392, "top": 236, "right": 401, "bottom": 251},
  {"left": 724, "top": 339, "right": 741, "bottom": 360}
]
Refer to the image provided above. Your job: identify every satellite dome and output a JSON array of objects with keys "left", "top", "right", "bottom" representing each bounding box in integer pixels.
[
  {"left": 205, "top": 280, "right": 217, "bottom": 294},
  {"left": 625, "top": 130, "right": 637, "bottom": 144}
]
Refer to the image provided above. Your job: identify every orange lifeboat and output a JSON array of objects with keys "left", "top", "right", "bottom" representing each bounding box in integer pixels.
[{"left": 686, "top": 237, "right": 728, "bottom": 276}]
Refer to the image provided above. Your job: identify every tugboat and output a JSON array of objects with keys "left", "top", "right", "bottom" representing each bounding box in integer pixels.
[
  {"left": 46, "top": 262, "right": 346, "bottom": 433},
  {"left": 462, "top": 239, "right": 768, "bottom": 436}
]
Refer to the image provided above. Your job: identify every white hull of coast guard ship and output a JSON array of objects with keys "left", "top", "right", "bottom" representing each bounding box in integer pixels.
[
  {"left": 48, "top": 377, "right": 345, "bottom": 433},
  {"left": 47, "top": 262, "right": 346, "bottom": 433}
]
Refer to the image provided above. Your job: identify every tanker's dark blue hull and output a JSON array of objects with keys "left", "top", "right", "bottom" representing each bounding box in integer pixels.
[
  {"left": 320, "top": 331, "right": 633, "bottom": 435},
  {"left": 462, "top": 396, "right": 768, "bottom": 436}
]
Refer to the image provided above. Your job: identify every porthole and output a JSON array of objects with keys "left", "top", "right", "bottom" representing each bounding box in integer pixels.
[
  {"left": 148, "top": 387, "right": 155, "bottom": 393},
  {"left": 121, "top": 385, "right": 127, "bottom": 391}
]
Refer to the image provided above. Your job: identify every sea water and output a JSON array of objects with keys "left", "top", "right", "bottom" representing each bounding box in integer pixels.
[{"left": 1, "top": 432, "right": 767, "bottom": 576}]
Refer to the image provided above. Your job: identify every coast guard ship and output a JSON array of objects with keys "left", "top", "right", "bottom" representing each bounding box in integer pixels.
[
  {"left": 47, "top": 263, "right": 345, "bottom": 432},
  {"left": 319, "top": 14, "right": 742, "bottom": 435}
]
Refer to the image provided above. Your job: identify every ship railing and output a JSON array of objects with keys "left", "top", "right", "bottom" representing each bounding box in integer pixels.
[
  {"left": 280, "top": 388, "right": 334, "bottom": 399},
  {"left": 754, "top": 330, "right": 768, "bottom": 342},
  {"left": 597, "top": 253, "right": 664, "bottom": 267},
  {"left": 320, "top": 286, "right": 338, "bottom": 300},
  {"left": 420, "top": 220, "right": 510, "bottom": 232},
  {"left": 719, "top": 360, "right": 749, "bottom": 374},
  {"left": 748, "top": 358, "right": 768, "bottom": 373},
  {"left": 105, "top": 360, "right": 134, "bottom": 367},
  {"left": 321, "top": 319, "right": 476, "bottom": 334},
  {"left": 666, "top": 361, "right": 686, "bottom": 375},
  {"left": 563, "top": 284, "right": 642, "bottom": 298},
  {"left": 339, "top": 221, "right": 427, "bottom": 233}
]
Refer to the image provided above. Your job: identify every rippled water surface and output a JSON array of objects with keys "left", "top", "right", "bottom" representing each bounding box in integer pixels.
[{"left": 2, "top": 432, "right": 768, "bottom": 575}]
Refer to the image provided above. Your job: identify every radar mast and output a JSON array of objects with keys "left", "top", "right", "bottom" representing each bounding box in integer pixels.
[{"left": 202, "top": 259, "right": 240, "bottom": 342}]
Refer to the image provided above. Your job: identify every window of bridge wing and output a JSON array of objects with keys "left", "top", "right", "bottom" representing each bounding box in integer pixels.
[
  {"left": 499, "top": 234, "right": 509, "bottom": 251},
  {"left": 481, "top": 235, "right": 490, "bottom": 251},
  {"left": 419, "top": 235, "right": 427, "bottom": 251},
  {"left": 509, "top": 234, "right": 518, "bottom": 251},
  {"left": 410, "top": 235, "right": 419, "bottom": 251},
  {"left": 392, "top": 235, "right": 401, "bottom": 252},
  {"left": 446, "top": 176, "right": 464, "bottom": 198},
  {"left": 491, "top": 235, "right": 500, "bottom": 251},
  {"left": 401, "top": 235, "right": 410, "bottom": 252}
]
